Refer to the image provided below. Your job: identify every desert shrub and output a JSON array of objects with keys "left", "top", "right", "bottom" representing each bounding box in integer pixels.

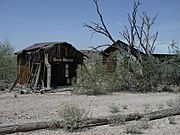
[
  {"left": 59, "top": 103, "right": 88, "bottom": 131},
  {"left": 115, "top": 43, "right": 180, "bottom": 92},
  {"left": 0, "top": 40, "right": 17, "bottom": 82},
  {"left": 158, "top": 104, "right": 164, "bottom": 110},
  {"left": 114, "top": 56, "right": 160, "bottom": 92},
  {"left": 166, "top": 99, "right": 175, "bottom": 107},
  {"left": 143, "top": 104, "right": 152, "bottom": 113},
  {"left": 160, "top": 56, "right": 180, "bottom": 86},
  {"left": 73, "top": 63, "right": 115, "bottom": 95},
  {"left": 109, "top": 103, "right": 120, "bottom": 114},
  {"left": 109, "top": 114, "right": 126, "bottom": 125},
  {"left": 74, "top": 44, "right": 179, "bottom": 94},
  {"left": 139, "top": 117, "right": 150, "bottom": 129},
  {"left": 168, "top": 116, "right": 176, "bottom": 125},
  {"left": 176, "top": 95, "right": 180, "bottom": 106},
  {"left": 74, "top": 57, "right": 159, "bottom": 94},
  {"left": 161, "top": 42, "right": 180, "bottom": 86},
  {"left": 124, "top": 122, "right": 143, "bottom": 134},
  {"left": 124, "top": 118, "right": 150, "bottom": 134}
]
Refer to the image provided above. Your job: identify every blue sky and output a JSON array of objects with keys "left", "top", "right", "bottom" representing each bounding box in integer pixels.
[{"left": 0, "top": 0, "right": 180, "bottom": 53}]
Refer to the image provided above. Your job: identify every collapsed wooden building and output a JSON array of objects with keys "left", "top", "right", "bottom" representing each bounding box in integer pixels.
[
  {"left": 102, "top": 40, "right": 144, "bottom": 72},
  {"left": 101, "top": 40, "right": 177, "bottom": 72},
  {"left": 15, "top": 42, "right": 85, "bottom": 90}
]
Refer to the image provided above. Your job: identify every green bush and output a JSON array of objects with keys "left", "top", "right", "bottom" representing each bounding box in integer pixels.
[
  {"left": 0, "top": 40, "right": 17, "bottom": 82},
  {"left": 109, "top": 114, "right": 126, "bottom": 125},
  {"left": 109, "top": 103, "right": 120, "bottom": 114},
  {"left": 115, "top": 54, "right": 180, "bottom": 92},
  {"left": 160, "top": 55, "right": 180, "bottom": 86},
  {"left": 124, "top": 122, "right": 143, "bottom": 134},
  {"left": 114, "top": 57, "right": 159, "bottom": 92},
  {"left": 59, "top": 103, "right": 88, "bottom": 131},
  {"left": 168, "top": 116, "right": 176, "bottom": 125},
  {"left": 73, "top": 63, "right": 115, "bottom": 95},
  {"left": 74, "top": 46, "right": 179, "bottom": 94},
  {"left": 124, "top": 118, "right": 150, "bottom": 134}
]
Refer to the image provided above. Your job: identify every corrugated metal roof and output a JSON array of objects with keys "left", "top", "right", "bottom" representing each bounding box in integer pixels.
[
  {"left": 15, "top": 42, "right": 71, "bottom": 54},
  {"left": 23, "top": 42, "right": 66, "bottom": 51},
  {"left": 15, "top": 42, "right": 87, "bottom": 57},
  {"left": 102, "top": 40, "right": 145, "bottom": 56}
]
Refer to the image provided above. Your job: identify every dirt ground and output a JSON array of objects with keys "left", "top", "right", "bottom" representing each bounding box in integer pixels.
[{"left": 0, "top": 91, "right": 180, "bottom": 135}]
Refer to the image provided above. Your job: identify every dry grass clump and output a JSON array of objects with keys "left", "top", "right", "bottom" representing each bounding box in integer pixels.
[
  {"left": 166, "top": 99, "right": 175, "bottom": 107},
  {"left": 59, "top": 103, "right": 88, "bottom": 131},
  {"left": 139, "top": 117, "right": 150, "bottom": 129},
  {"left": 143, "top": 103, "right": 152, "bottom": 113},
  {"left": 168, "top": 116, "right": 176, "bottom": 125},
  {"left": 124, "top": 122, "right": 143, "bottom": 134},
  {"left": 124, "top": 118, "right": 150, "bottom": 134},
  {"left": 158, "top": 103, "right": 164, "bottom": 110},
  {"left": 109, "top": 114, "right": 126, "bottom": 125},
  {"left": 109, "top": 103, "right": 120, "bottom": 114}
]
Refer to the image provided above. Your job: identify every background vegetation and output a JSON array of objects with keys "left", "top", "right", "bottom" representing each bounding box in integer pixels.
[
  {"left": 0, "top": 40, "right": 17, "bottom": 82},
  {"left": 75, "top": 46, "right": 180, "bottom": 94}
]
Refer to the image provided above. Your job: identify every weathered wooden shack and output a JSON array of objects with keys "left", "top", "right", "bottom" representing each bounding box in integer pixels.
[
  {"left": 102, "top": 40, "right": 177, "bottom": 72},
  {"left": 15, "top": 42, "right": 85, "bottom": 90},
  {"left": 102, "top": 40, "right": 144, "bottom": 72}
]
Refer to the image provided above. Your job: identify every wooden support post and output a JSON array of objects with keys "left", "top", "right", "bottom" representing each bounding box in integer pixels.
[{"left": 45, "top": 54, "right": 51, "bottom": 89}]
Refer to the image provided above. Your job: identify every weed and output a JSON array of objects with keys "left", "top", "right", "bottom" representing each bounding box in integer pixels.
[
  {"left": 166, "top": 99, "right": 174, "bottom": 107},
  {"left": 109, "top": 114, "right": 126, "bottom": 125},
  {"left": 109, "top": 103, "right": 120, "bottom": 114},
  {"left": 143, "top": 104, "right": 151, "bottom": 113},
  {"left": 158, "top": 104, "right": 164, "bottom": 110},
  {"left": 124, "top": 122, "right": 143, "bottom": 134},
  {"left": 124, "top": 117, "right": 150, "bottom": 134},
  {"left": 59, "top": 103, "right": 88, "bottom": 131},
  {"left": 139, "top": 117, "right": 150, "bottom": 129},
  {"left": 168, "top": 116, "right": 176, "bottom": 125}
]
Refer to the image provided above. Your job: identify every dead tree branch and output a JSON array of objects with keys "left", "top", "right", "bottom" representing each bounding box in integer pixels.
[
  {"left": 84, "top": 0, "right": 116, "bottom": 43},
  {"left": 122, "top": 0, "right": 158, "bottom": 56}
]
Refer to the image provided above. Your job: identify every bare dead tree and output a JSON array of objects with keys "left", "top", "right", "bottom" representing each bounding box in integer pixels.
[
  {"left": 122, "top": 0, "right": 140, "bottom": 48},
  {"left": 168, "top": 39, "right": 179, "bottom": 54},
  {"left": 122, "top": 0, "right": 158, "bottom": 57},
  {"left": 85, "top": 0, "right": 158, "bottom": 58},
  {"left": 84, "top": 0, "right": 129, "bottom": 59},
  {"left": 84, "top": 0, "right": 116, "bottom": 44},
  {"left": 136, "top": 12, "right": 158, "bottom": 56}
]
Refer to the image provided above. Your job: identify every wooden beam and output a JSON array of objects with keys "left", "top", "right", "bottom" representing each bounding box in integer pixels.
[{"left": 45, "top": 54, "right": 51, "bottom": 89}]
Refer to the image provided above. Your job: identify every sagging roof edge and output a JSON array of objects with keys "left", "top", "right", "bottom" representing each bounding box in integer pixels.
[{"left": 14, "top": 42, "right": 88, "bottom": 58}]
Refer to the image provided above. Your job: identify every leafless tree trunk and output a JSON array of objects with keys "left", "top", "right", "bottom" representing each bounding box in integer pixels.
[
  {"left": 84, "top": 0, "right": 116, "bottom": 44},
  {"left": 84, "top": 0, "right": 158, "bottom": 57},
  {"left": 122, "top": 0, "right": 158, "bottom": 56},
  {"left": 84, "top": 0, "right": 126, "bottom": 56}
]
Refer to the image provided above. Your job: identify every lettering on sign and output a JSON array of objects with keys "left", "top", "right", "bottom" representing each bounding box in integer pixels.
[{"left": 53, "top": 57, "right": 73, "bottom": 62}]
